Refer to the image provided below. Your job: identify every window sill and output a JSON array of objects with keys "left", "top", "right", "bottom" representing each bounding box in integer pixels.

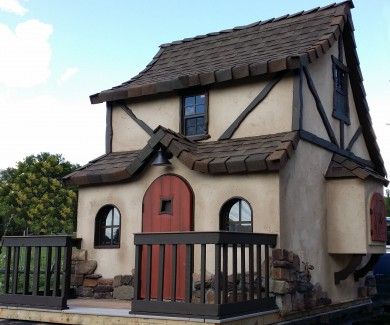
[
  {"left": 94, "top": 245, "right": 120, "bottom": 249},
  {"left": 186, "top": 134, "right": 210, "bottom": 141}
]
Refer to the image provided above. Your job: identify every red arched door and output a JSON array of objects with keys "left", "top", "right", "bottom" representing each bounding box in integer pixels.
[{"left": 141, "top": 174, "right": 193, "bottom": 300}]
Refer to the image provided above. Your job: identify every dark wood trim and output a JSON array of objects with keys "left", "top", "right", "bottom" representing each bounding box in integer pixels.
[
  {"left": 219, "top": 72, "right": 284, "bottom": 140},
  {"left": 120, "top": 104, "right": 154, "bottom": 136},
  {"left": 334, "top": 254, "right": 363, "bottom": 285},
  {"left": 354, "top": 254, "right": 381, "bottom": 281},
  {"left": 105, "top": 102, "right": 113, "bottom": 153},
  {"left": 339, "top": 121, "right": 345, "bottom": 149},
  {"left": 338, "top": 36, "right": 344, "bottom": 64},
  {"left": 302, "top": 66, "right": 339, "bottom": 146},
  {"left": 346, "top": 126, "right": 362, "bottom": 151},
  {"left": 292, "top": 68, "right": 303, "bottom": 131},
  {"left": 299, "top": 130, "right": 374, "bottom": 169},
  {"left": 331, "top": 55, "right": 350, "bottom": 125}
]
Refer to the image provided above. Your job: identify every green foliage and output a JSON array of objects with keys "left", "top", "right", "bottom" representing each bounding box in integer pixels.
[
  {"left": 385, "top": 189, "right": 390, "bottom": 217},
  {"left": 0, "top": 153, "right": 79, "bottom": 235}
]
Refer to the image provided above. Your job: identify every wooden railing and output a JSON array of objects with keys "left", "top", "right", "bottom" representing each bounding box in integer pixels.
[
  {"left": 132, "top": 231, "right": 277, "bottom": 319},
  {"left": 0, "top": 235, "right": 74, "bottom": 310}
]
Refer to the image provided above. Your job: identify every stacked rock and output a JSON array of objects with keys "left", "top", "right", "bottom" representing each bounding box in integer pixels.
[
  {"left": 271, "top": 249, "right": 331, "bottom": 315},
  {"left": 358, "top": 274, "right": 377, "bottom": 298},
  {"left": 113, "top": 275, "right": 134, "bottom": 300}
]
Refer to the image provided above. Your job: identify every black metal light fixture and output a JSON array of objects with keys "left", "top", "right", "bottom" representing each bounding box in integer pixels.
[{"left": 152, "top": 148, "right": 173, "bottom": 166}]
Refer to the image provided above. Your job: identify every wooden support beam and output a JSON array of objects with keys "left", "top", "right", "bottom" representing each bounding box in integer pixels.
[
  {"left": 354, "top": 254, "right": 381, "bottom": 281},
  {"left": 105, "top": 102, "right": 113, "bottom": 153},
  {"left": 292, "top": 67, "right": 303, "bottom": 130},
  {"left": 120, "top": 104, "right": 154, "bottom": 136},
  {"left": 302, "top": 66, "right": 339, "bottom": 147},
  {"left": 334, "top": 254, "right": 363, "bottom": 284},
  {"left": 346, "top": 126, "right": 362, "bottom": 151},
  {"left": 218, "top": 72, "right": 284, "bottom": 140}
]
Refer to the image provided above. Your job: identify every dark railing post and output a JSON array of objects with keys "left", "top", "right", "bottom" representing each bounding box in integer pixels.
[
  {"left": 157, "top": 244, "right": 165, "bottom": 301},
  {"left": 232, "top": 244, "right": 238, "bottom": 302},
  {"left": 133, "top": 244, "right": 141, "bottom": 301},
  {"left": 61, "top": 240, "right": 72, "bottom": 301},
  {"left": 12, "top": 246, "right": 20, "bottom": 294},
  {"left": 200, "top": 243, "right": 206, "bottom": 304},
  {"left": 32, "top": 247, "right": 41, "bottom": 296},
  {"left": 222, "top": 244, "right": 228, "bottom": 303},
  {"left": 23, "top": 247, "right": 31, "bottom": 295},
  {"left": 241, "top": 244, "right": 246, "bottom": 301},
  {"left": 52, "top": 247, "right": 61, "bottom": 297},
  {"left": 214, "top": 243, "right": 221, "bottom": 304},
  {"left": 249, "top": 244, "right": 254, "bottom": 300},
  {"left": 185, "top": 244, "right": 193, "bottom": 303},
  {"left": 257, "top": 244, "right": 262, "bottom": 299},
  {"left": 4, "top": 246, "right": 11, "bottom": 294},
  {"left": 44, "top": 247, "right": 52, "bottom": 296},
  {"left": 265, "top": 245, "right": 270, "bottom": 297},
  {"left": 145, "top": 244, "right": 151, "bottom": 300},
  {"left": 171, "top": 244, "right": 177, "bottom": 302}
]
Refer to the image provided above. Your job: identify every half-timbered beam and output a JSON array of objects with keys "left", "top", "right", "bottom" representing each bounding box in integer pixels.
[
  {"left": 302, "top": 66, "right": 339, "bottom": 147},
  {"left": 120, "top": 104, "right": 154, "bottom": 136},
  {"left": 105, "top": 102, "right": 113, "bottom": 153},
  {"left": 218, "top": 72, "right": 284, "bottom": 140},
  {"left": 346, "top": 126, "right": 362, "bottom": 151},
  {"left": 292, "top": 67, "right": 303, "bottom": 131}
]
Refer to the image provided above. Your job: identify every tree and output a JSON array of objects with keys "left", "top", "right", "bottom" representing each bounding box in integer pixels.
[
  {"left": 0, "top": 153, "right": 79, "bottom": 235},
  {"left": 385, "top": 189, "right": 390, "bottom": 217}
]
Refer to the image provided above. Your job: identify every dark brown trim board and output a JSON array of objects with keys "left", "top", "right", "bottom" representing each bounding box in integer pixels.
[
  {"left": 346, "top": 126, "right": 362, "bottom": 151},
  {"left": 334, "top": 254, "right": 363, "bottom": 285},
  {"left": 339, "top": 121, "right": 345, "bottom": 149},
  {"left": 302, "top": 66, "right": 339, "bottom": 147},
  {"left": 292, "top": 68, "right": 303, "bottom": 130},
  {"left": 299, "top": 130, "right": 374, "bottom": 169},
  {"left": 219, "top": 72, "right": 284, "bottom": 140},
  {"left": 120, "top": 104, "right": 154, "bottom": 136},
  {"left": 105, "top": 102, "right": 113, "bottom": 153}
]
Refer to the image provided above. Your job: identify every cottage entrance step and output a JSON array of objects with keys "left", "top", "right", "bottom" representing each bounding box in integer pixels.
[{"left": 141, "top": 174, "right": 194, "bottom": 301}]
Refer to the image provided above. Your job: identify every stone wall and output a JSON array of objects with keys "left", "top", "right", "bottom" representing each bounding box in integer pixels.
[
  {"left": 271, "top": 249, "right": 331, "bottom": 315},
  {"left": 70, "top": 248, "right": 134, "bottom": 300}
]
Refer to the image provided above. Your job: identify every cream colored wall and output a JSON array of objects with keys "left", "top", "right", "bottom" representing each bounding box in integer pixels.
[
  {"left": 302, "top": 40, "right": 371, "bottom": 162},
  {"left": 110, "top": 76, "right": 294, "bottom": 153},
  {"left": 77, "top": 158, "right": 280, "bottom": 277}
]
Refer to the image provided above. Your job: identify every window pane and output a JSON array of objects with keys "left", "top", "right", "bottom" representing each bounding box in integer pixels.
[
  {"left": 184, "top": 96, "right": 195, "bottom": 107},
  {"left": 186, "top": 126, "right": 196, "bottom": 136},
  {"left": 229, "top": 201, "right": 240, "bottom": 222},
  {"left": 113, "top": 227, "right": 120, "bottom": 245},
  {"left": 195, "top": 104, "right": 205, "bottom": 114},
  {"left": 186, "top": 118, "right": 196, "bottom": 127},
  {"left": 240, "top": 201, "right": 251, "bottom": 222},
  {"left": 105, "top": 209, "right": 113, "bottom": 226},
  {"left": 113, "top": 208, "right": 120, "bottom": 226},
  {"left": 196, "top": 94, "right": 206, "bottom": 105},
  {"left": 105, "top": 228, "right": 112, "bottom": 242},
  {"left": 185, "top": 105, "right": 195, "bottom": 116}
]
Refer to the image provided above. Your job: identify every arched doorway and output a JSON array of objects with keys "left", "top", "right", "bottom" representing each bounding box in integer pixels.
[{"left": 141, "top": 174, "right": 194, "bottom": 300}]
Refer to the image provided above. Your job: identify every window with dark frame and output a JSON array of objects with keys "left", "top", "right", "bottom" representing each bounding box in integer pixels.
[
  {"left": 160, "top": 198, "right": 173, "bottom": 214},
  {"left": 182, "top": 93, "right": 207, "bottom": 137},
  {"left": 220, "top": 198, "right": 253, "bottom": 233},
  {"left": 332, "top": 56, "right": 349, "bottom": 123},
  {"left": 94, "top": 205, "right": 120, "bottom": 248}
]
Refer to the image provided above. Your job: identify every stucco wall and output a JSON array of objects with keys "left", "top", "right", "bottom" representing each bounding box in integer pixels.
[
  {"left": 77, "top": 159, "right": 280, "bottom": 277},
  {"left": 301, "top": 40, "right": 371, "bottom": 161},
  {"left": 110, "top": 76, "right": 293, "bottom": 152}
]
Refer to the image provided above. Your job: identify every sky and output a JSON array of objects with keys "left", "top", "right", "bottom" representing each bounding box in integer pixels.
[{"left": 0, "top": 0, "right": 389, "bottom": 183}]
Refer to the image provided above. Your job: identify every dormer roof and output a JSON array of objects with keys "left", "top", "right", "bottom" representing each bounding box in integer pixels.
[{"left": 90, "top": 1, "right": 353, "bottom": 104}]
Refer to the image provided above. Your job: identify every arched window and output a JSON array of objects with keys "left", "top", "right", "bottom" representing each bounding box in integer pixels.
[
  {"left": 220, "top": 198, "right": 252, "bottom": 232},
  {"left": 94, "top": 205, "right": 121, "bottom": 248}
]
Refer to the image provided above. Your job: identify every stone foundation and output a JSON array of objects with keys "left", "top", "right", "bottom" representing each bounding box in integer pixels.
[
  {"left": 271, "top": 249, "right": 331, "bottom": 316},
  {"left": 70, "top": 248, "right": 134, "bottom": 300}
]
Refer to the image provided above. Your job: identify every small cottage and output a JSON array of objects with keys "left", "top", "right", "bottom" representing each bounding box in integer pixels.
[{"left": 64, "top": 0, "right": 387, "bottom": 319}]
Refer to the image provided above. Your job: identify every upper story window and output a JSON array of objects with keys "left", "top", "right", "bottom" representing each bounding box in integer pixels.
[
  {"left": 220, "top": 198, "right": 253, "bottom": 233},
  {"left": 182, "top": 93, "right": 208, "bottom": 138},
  {"left": 332, "top": 56, "right": 349, "bottom": 124},
  {"left": 94, "top": 205, "right": 120, "bottom": 248}
]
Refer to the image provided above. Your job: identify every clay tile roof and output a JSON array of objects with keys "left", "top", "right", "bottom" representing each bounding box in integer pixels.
[
  {"left": 64, "top": 127, "right": 299, "bottom": 186},
  {"left": 325, "top": 154, "right": 388, "bottom": 185},
  {"left": 90, "top": 1, "right": 353, "bottom": 104}
]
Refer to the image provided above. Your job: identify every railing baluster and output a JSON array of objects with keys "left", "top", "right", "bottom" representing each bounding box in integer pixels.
[
  {"left": 265, "top": 245, "right": 270, "bottom": 297},
  {"left": 249, "top": 244, "right": 254, "bottom": 300},
  {"left": 145, "top": 244, "right": 152, "bottom": 300},
  {"left": 232, "top": 244, "right": 237, "bottom": 302},
  {"left": 33, "top": 247, "right": 41, "bottom": 296},
  {"left": 157, "top": 244, "right": 165, "bottom": 301},
  {"left": 257, "top": 244, "right": 262, "bottom": 299},
  {"left": 171, "top": 244, "right": 177, "bottom": 302},
  {"left": 241, "top": 244, "right": 246, "bottom": 301},
  {"left": 185, "top": 244, "right": 193, "bottom": 303},
  {"left": 133, "top": 244, "right": 141, "bottom": 301},
  {"left": 23, "top": 247, "right": 31, "bottom": 295},
  {"left": 52, "top": 246, "right": 61, "bottom": 297},
  {"left": 61, "top": 243, "right": 72, "bottom": 299},
  {"left": 214, "top": 243, "right": 221, "bottom": 304},
  {"left": 4, "top": 246, "right": 11, "bottom": 294},
  {"left": 200, "top": 244, "right": 206, "bottom": 304},
  {"left": 12, "top": 246, "right": 20, "bottom": 294},
  {"left": 44, "top": 247, "right": 52, "bottom": 296},
  {"left": 222, "top": 244, "right": 228, "bottom": 303}
]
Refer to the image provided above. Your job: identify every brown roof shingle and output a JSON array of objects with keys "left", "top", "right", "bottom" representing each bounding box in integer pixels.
[
  {"left": 64, "top": 127, "right": 299, "bottom": 186},
  {"left": 90, "top": 1, "right": 352, "bottom": 104}
]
